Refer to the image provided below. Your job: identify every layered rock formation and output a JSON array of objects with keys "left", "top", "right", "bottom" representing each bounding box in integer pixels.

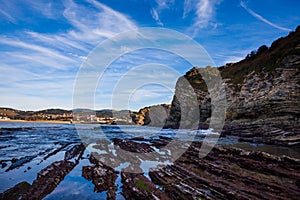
[
  {"left": 1, "top": 137, "right": 299, "bottom": 199},
  {"left": 0, "top": 143, "right": 85, "bottom": 200},
  {"left": 164, "top": 26, "right": 300, "bottom": 146},
  {"left": 149, "top": 141, "right": 300, "bottom": 200},
  {"left": 132, "top": 104, "right": 171, "bottom": 127}
]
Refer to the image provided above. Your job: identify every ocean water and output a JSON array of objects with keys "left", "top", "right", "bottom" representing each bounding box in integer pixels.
[
  {"left": 0, "top": 122, "right": 213, "bottom": 198},
  {"left": 0, "top": 122, "right": 299, "bottom": 199}
]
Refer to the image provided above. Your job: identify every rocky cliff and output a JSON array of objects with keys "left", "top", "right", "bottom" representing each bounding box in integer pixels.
[
  {"left": 165, "top": 26, "right": 300, "bottom": 146},
  {"left": 131, "top": 104, "right": 171, "bottom": 127}
]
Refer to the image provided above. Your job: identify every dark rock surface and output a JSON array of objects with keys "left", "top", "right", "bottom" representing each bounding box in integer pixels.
[
  {"left": 21, "top": 160, "right": 76, "bottom": 200},
  {"left": 149, "top": 142, "right": 300, "bottom": 200},
  {"left": 121, "top": 172, "right": 170, "bottom": 200},
  {"left": 82, "top": 163, "right": 118, "bottom": 199},
  {"left": 0, "top": 181, "right": 31, "bottom": 200},
  {"left": 0, "top": 143, "right": 85, "bottom": 200},
  {"left": 1, "top": 137, "right": 299, "bottom": 200},
  {"left": 64, "top": 143, "right": 85, "bottom": 161},
  {"left": 87, "top": 138, "right": 300, "bottom": 199},
  {"left": 6, "top": 155, "right": 36, "bottom": 172}
]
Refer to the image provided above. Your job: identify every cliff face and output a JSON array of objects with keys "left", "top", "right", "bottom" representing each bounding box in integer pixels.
[
  {"left": 165, "top": 26, "right": 300, "bottom": 146},
  {"left": 132, "top": 104, "right": 171, "bottom": 127}
]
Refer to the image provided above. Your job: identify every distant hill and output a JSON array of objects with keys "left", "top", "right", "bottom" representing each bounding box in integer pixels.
[
  {"left": 0, "top": 107, "right": 137, "bottom": 124},
  {"left": 0, "top": 107, "right": 73, "bottom": 121}
]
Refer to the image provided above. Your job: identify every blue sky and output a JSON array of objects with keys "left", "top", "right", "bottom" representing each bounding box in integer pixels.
[{"left": 0, "top": 0, "right": 299, "bottom": 111}]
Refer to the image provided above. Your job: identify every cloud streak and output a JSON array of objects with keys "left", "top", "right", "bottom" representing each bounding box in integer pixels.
[
  {"left": 149, "top": 0, "right": 175, "bottom": 26},
  {"left": 0, "top": 37, "right": 75, "bottom": 63},
  {"left": 0, "top": 0, "right": 138, "bottom": 110},
  {"left": 155, "top": 0, "right": 174, "bottom": 10},
  {"left": 150, "top": 8, "right": 163, "bottom": 26},
  {"left": 183, "top": 0, "right": 194, "bottom": 19},
  {"left": 0, "top": 7, "right": 16, "bottom": 23},
  {"left": 185, "top": 0, "right": 221, "bottom": 37},
  {"left": 63, "top": 0, "right": 137, "bottom": 43},
  {"left": 240, "top": 1, "right": 291, "bottom": 32}
]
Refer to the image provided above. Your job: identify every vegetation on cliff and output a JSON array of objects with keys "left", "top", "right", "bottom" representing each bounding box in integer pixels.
[{"left": 165, "top": 26, "right": 300, "bottom": 146}]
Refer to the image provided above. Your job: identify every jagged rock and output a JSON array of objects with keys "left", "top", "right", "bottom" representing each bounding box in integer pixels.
[
  {"left": 113, "top": 138, "right": 154, "bottom": 153},
  {"left": 64, "top": 143, "right": 85, "bottom": 161},
  {"left": 149, "top": 141, "right": 300, "bottom": 200},
  {"left": 1, "top": 143, "right": 85, "bottom": 200},
  {"left": 6, "top": 155, "right": 36, "bottom": 172},
  {"left": 21, "top": 160, "right": 76, "bottom": 200},
  {"left": 82, "top": 161, "right": 118, "bottom": 199},
  {"left": 82, "top": 164, "right": 118, "bottom": 194},
  {"left": 0, "top": 181, "right": 31, "bottom": 200},
  {"left": 121, "top": 172, "right": 170, "bottom": 200},
  {"left": 1, "top": 137, "right": 299, "bottom": 199}
]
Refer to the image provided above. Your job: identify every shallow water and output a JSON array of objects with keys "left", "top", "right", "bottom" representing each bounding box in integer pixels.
[{"left": 0, "top": 122, "right": 298, "bottom": 198}]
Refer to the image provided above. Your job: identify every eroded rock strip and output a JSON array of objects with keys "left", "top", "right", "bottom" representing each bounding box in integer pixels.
[
  {"left": 0, "top": 143, "right": 86, "bottom": 200},
  {"left": 21, "top": 160, "right": 76, "bottom": 200},
  {"left": 121, "top": 172, "right": 170, "bottom": 200},
  {"left": 82, "top": 153, "right": 119, "bottom": 200},
  {"left": 82, "top": 164, "right": 118, "bottom": 200},
  {"left": 149, "top": 143, "right": 300, "bottom": 200},
  {"left": 64, "top": 143, "right": 86, "bottom": 161}
]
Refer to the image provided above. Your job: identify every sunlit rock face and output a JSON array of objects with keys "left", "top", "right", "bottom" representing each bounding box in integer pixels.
[
  {"left": 132, "top": 104, "right": 171, "bottom": 127},
  {"left": 164, "top": 27, "right": 300, "bottom": 146}
]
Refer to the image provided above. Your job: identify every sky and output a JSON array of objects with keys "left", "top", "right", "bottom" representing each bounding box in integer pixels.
[{"left": 0, "top": 0, "right": 299, "bottom": 111}]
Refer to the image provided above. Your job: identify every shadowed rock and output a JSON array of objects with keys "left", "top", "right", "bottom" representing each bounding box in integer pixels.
[
  {"left": 21, "top": 160, "right": 76, "bottom": 200},
  {"left": 0, "top": 181, "right": 31, "bottom": 200},
  {"left": 5, "top": 156, "right": 36, "bottom": 172},
  {"left": 121, "top": 172, "right": 170, "bottom": 200},
  {"left": 113, "top": 138, "right": 154, "bottom": 153},
  {"left": 82, "top": 162, "right": 118, "bottom": 200},
  {"left": 0, "top": 143, "right": 86, "bottom": 200},
  {"left": 64, "top": 143, "right": 85, "bottom": 161},
  {"left": 149, "top": 142, "right": 300, "bottom": 200}
]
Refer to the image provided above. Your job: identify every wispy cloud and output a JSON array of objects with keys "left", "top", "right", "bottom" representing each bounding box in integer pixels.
[
  {"left": 0, "top": 0, "right": 62, "bottom": 23},
  {"left": 0, "top": 37, "right": 75, "bottom": 64},
  {"left": 149, "top": 0, "right": 174, "bottom": 26},
  {"left": 185, "top": 0, "right": 221, "bottom": 37},
  {"left": 150, "top": 8, "right": 163, "bottom": 26},
  {"left": 155, "top": 0, "right": 175, "bottom": 10},
  {"left": 0, "top": 62, "right": 75, "bottom": 110},
  {"left": 240, "top": 1, "right": 291, "bottom": 32},
  {"left": 99, "top": 63, "right": 178, "bottom": 110},
  {"left": 25, "top": 0, "right": 61, "bottom": 19},
  {"left": 183, "top": 0, "right": 194, "bottom": 19},
  {"left": 0, "top": 7, "right": 16, "bottom": 23},
  {"left": 27, "top": 31, "right": 89, "bottom": 53},
  {"left": 63, "top": 0, "right": 137, "bottom": 43},
  {"left": 0, "top": 0, "right": 138, "bottom": 110},
  {"left": 221, "top": 55, "right": 245, "bottom": 65}
]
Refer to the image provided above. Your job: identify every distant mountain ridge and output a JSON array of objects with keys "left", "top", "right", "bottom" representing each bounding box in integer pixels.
[
  {"left": 0, "top": 107, "right": 131, "bottom": 122},
  {"left": 0, "top": 107, "right": 71, "bottom": 121}
]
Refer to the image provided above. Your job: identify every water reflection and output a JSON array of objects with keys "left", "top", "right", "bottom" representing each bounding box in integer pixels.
[{"left": 1, "top": 123, "right": 299, "bottom": 200}]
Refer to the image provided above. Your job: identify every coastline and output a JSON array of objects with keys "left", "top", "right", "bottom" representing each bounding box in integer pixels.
[{"left": 0, "top": 119, "right": 72, "bottom": 124}]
